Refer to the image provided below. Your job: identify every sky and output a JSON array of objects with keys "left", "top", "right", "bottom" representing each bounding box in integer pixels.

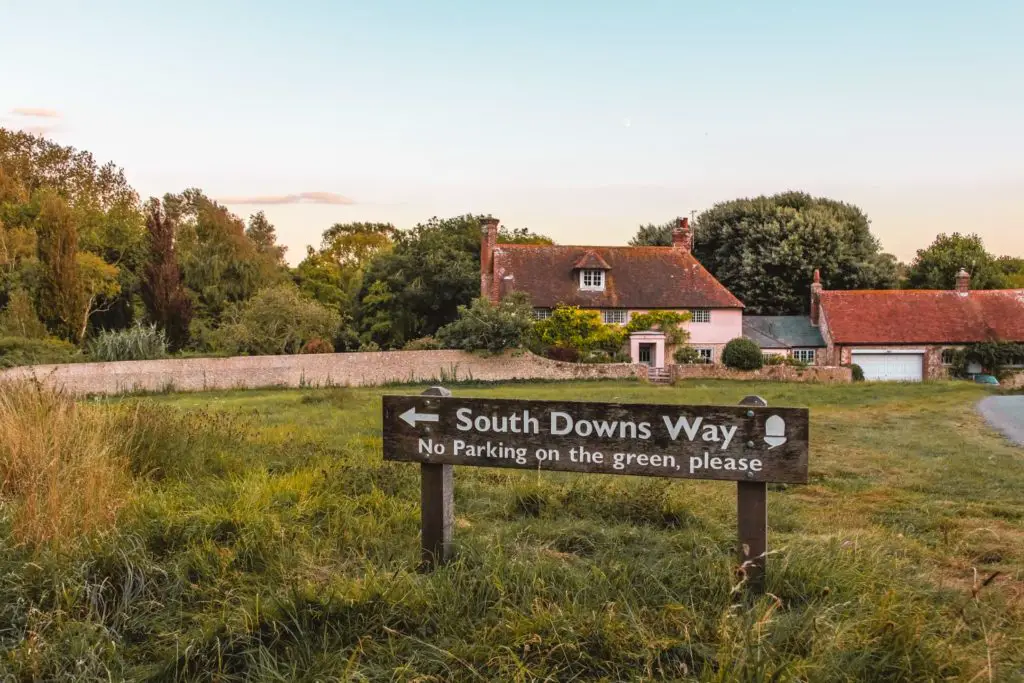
[{"left": 2, "top": 0, "right": 1022, "bottom": 264}]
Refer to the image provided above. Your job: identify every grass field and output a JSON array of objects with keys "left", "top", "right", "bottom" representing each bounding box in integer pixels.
[{"left": 1, "top": 379, "right": 1022, "bottom": 681}]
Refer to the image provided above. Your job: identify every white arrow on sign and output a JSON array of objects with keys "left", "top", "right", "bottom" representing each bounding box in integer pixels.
[{"left": 400, "top": 407, "right": 440, "bottom": 427}]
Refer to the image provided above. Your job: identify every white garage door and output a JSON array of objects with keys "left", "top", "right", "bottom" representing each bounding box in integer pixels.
[{"left": 852, "top": 352, "right": 924, "bottom": 382}]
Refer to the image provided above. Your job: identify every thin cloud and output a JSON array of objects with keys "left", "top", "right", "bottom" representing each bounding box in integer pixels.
[
  {"left": 218, "top": 192, "right": 355, "bottom": 206},
  {"left": 11, "top": 107, "right": 61, "bottom": 118}
]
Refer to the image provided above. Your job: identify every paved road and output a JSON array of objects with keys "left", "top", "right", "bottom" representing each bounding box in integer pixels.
[{"left": 978, "top": 396, "right": 1024, "bottom": 446}]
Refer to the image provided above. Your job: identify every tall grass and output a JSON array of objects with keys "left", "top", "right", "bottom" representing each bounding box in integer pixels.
[
  {"left": 87, "top": 322, "right": 168, "bottom": 362},
  {"left": 0, "top": 381, "right": 131, "bottom": 547}
]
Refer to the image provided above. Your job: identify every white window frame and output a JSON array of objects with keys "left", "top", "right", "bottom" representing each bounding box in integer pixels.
[
  {"left": 690, "top": 308, "right": 711, "bottom": 323},
  {"left": 793, "top": 349, "right": 816, "bottom": 363},
  {"left": 697, "top": 348, "right": 713, "bottom": 364},
  {"left": 580, "top": 269, "right": 605, "bottom": 291},
  {"left": 532, "top": 308, "right": 551, "bottom": 321},
  {"left": 601, "top": 309, "right": 627, "bottom": 325}
]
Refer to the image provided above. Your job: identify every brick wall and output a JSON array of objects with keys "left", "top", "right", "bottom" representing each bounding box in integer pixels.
[
  {"left": 671, "top": 364, "right": 852, "bottom": 383},
  {"left": 0, "top": 350, "right": 644, "bottom": 396}
]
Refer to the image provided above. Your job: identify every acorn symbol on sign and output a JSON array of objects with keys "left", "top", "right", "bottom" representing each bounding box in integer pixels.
[{"left": 764, "top": 415, "right": 787, "bottom": 449}]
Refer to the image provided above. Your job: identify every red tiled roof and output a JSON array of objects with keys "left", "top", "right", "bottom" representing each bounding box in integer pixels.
[
  {"left": 820, "top": 289, "right": 1024, "bottom": 344},
  {"left": 572, "top": 250, "right": 611, "bottom": 270},
  {"left": 494, "top": 244, "right": 743, "bottom": 309}
]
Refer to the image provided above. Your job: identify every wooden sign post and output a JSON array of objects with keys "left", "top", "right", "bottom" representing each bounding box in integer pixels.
[{"left": 383, "top": 390, "right": 809, "bottom": 592}]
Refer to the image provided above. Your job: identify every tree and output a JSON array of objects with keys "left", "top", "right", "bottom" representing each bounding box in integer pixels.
[
  {"left": 633, "top": 193, "right": 898, "bottom": 315},
  {"left": 628, "top": 218, "right": 676, "bottom": 247},
  {"left": 167, "top": 189, "right": 285, "bottom": 322},
  {"left": 295, "top": 222, "right": 396, "bottom": 326},
  {"left": 996, "top": 256, "right": 1024, "bottom": 288},
  {"left": 436, "top": 292, "right": 534, "bottom": 353},
  {"left": 356, "top": 215, "right": 483, "bottom": 348},
  {"left": 245, "top": 211, "right": 287, "bottom": 265},
  {"left": 320, "top": 222, "right": 395, "bottom": 267},
  {"left": 1, "top": 128, "right": 144, "bottom": 334},
  {"left": 905, "top": 233, "right": 1007, "bottom": 290},
  {"left": 498, "top": 226, "right": 554, "bottom": 245},
  {"left": 141, "top": 198, "right": 192, "bottom": 350}
]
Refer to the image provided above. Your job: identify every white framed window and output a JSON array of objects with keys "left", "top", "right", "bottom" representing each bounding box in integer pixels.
[
  {"left": 602, "top": 309, "right": 627, "bottom": 324},
  {"left": 690, "top": 309, "right": 711, "bottom": 323},
  {"left": 580, "top": 269, "right": 605, "bottom": 291},
  {"left": 697, "top": 348, "right": 713, "bottom": 364},
  {"left": 940, "top": 349, "right": 956, "bottom": 365},
  {"left": 532, "top": 308, "right": 551, "bottom": 321},
  {"left": 793, "top": 349, "right": 816, "bottom": 363}
]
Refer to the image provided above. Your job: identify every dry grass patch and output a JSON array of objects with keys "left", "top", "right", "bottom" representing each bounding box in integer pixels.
[{"left": 0, "top": 381, "right": 131, "bottom": 548}]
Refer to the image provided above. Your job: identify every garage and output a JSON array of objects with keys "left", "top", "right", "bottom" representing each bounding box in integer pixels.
[{"left": 851, "top": 351, "right": 924, "bottom": 382}]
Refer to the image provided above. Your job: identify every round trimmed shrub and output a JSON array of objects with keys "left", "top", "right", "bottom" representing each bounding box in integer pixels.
[
  {"left": 846, "top": 363, "right": 865, "bottom": 382},
  {"left": 722, "top": 337, "right": 763, "bottom": 371},
  {"left": 673, "top": 345, "right": 702, "bottom": 365}
]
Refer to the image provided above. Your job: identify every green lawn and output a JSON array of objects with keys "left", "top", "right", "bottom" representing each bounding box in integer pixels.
[{"left": 3, "top": 380, "right": 1022, "bottom": 681}]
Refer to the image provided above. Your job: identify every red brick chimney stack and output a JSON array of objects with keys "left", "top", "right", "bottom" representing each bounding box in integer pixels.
[
  {"left": 672, "top": 217, "right": 693, "bottom": 252},
  {"left": 810, "top": 268, "right": 823, "bottom": 326},
  {"left": 955, "top": 268, "right": 971, "bottom": 295},
  {"left": 480, "top": 217, "right": 500, "bottom": 302}
]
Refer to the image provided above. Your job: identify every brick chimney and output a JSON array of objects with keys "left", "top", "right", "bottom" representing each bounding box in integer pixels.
[
  {"left": 810, "top": 269, "right": 823, "bottom": 326},
  {"left": 955, "top": 267, "right": 971, "bottom": 295},
  {"left": 480, "top": 217, "right": 500, "bottom": 302},
  {"left": 671, "top": 217, "right": 693, "bottom": 252}
]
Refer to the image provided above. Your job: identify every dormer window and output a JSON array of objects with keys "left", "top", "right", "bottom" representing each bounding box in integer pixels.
[{"left": 580, "top": 269, "right": 605, "bottom": 291}]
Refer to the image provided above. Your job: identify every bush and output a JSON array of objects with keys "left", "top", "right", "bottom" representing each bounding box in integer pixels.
[
  {"left": 531, "top": 305, "right": 625, "bottom": 357},
  {"left": 403, "top": 336, "right": 442, "bottom": 351},
  {"left": 722, "top": 337, "right": 763, "bottom": 370},
  {"left": 673, "top": 345, "right": 702, "bottom": 364},
  {"left": 949, "top": 341, "right": 1024, "bottom": 379},
  {"left": 0, "top": 382, "right": 131, "bottom": 547},
  {"left": 436, "top": 293, "right": 533, "bottom": 353},
  {"left": 846, "top": 363, "right": 865, "bottom": 382},
  {"left": 764, "top": 353, "right": 787, "bottom": 366},
  {"left": 87, "top": 322, "right": 168, "bottom": 362},
  {"left": 211, "top": 284, "right": 342, "bottom": 356},
  {"left": 0, "top": 336, "right": 80, "bottom": 368},
  {"left": 300, "top": 338, "right": 334, "bottom": 354}
]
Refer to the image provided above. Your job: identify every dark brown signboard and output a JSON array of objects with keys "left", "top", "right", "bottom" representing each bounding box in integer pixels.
[{"left": 383, "top": 395, "right": 809, "bottom": 484}]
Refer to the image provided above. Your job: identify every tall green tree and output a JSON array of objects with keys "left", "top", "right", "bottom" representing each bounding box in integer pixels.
[
  {"left": 245, "top": 211, "right": 287, "bottom": 265},
  {"left": 356, "top": 215, "right": 482, "bottom": 348},
  {"left": 631, "top": 192, "right": 898, "bottom": 315},
  {"left": 34, "top": 189, "right": 120, "bottom": 341},
  {"left": 1, "top": 128, "right": 144, "bottom": 333},
  {"left": 166, "top": 189, "right": 286, "bottom": 322},
  {"left": 905, "top": 233, "right": 1007, "bottom": 290},
  {"left": 996, "top": 255, "right": 1024, "bottom": 288}
]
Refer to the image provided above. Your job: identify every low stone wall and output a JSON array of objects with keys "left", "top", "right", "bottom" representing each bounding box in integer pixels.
[
  {"left": 0, "top": 350, "right": 644, "bottom": 396},
  {"left": 671, "top": 364, "right": 852, "bottom": 383}
]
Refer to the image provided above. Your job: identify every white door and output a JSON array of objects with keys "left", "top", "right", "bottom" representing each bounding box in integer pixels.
[{"left": 852, "top": 352, "right": 924, "bottom": 382}]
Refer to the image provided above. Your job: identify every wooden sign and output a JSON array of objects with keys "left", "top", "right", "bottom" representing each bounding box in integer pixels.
[{"left": 383, "top": 395, "right": 809, "bottom": 484}]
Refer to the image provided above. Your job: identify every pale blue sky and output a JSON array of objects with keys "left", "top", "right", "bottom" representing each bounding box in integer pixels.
[{"left": 2, "top": 0, "right": 1022, "bottom": 263}]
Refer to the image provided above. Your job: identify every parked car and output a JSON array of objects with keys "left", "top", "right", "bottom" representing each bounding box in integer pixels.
[{"left": 973, "top": 374, "right": 1000, "bottom": 385}]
